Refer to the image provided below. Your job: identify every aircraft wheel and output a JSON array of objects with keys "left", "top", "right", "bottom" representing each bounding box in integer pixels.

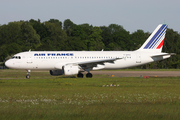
[
  {"left": 26, "top": 75, "right": 30, "bottom": 79},
  {"left": 77, "top": 73, "right": 84, "bottom": 78},
  {"left": 26, "top": 70, "right": 31, "bottom": 79},
  {"left": 86, "top": 73, "right": 93, "bottom": 78}
]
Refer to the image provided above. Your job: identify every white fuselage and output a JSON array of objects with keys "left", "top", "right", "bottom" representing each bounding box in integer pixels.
[{"left": 5, "top": 51, "right": 170, "bottom": 71}]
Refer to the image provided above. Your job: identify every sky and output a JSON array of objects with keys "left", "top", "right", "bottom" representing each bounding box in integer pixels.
[{"left": 0, "top": 0, "right": 179, "bottom": 33}]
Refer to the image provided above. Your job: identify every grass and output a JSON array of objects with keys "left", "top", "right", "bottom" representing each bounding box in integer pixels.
[{"left": 0, "top": 69, "right": 180, "bottom": 119}]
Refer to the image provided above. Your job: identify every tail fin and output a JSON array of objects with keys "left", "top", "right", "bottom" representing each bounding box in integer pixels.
[{"left": 137, "top": 24, "right": 168, "bottom": 53}]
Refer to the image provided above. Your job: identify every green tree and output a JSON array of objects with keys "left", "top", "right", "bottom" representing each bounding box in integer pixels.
[
  {"left": 66, "top": 37, "right": 87, "bottom": 51},
  {"left": 162, "top": 28, "right": 180, "bottom": 68},
  {"left": 0, "top": 22, "right": 23, "bottom": 61},
  {"left": 163, "top": 28, "right": 180, "bottom": 53},
  {"left": 44, "top": 21, "right": 67, "bottom": 50},
  {"left": 87, "top": 26, "right": 104, "bottom": 51},
  {"left": 131, "top": 30, "right": 149, "bottom": 50},
  {"left": 65, "top": 23, "right": 93, "bottom": 51},
  {"left": 20, "top": 22, "right": 41, "bottom": 50},
  {"left": 29, "top": 19, "right": 50, "bottom": 41},
  {"left": 0, "top": 22, "right": 22, "bottom": 45},
  {"left": 100, "top": 26, "right": 113, "bottom": 49},
  {"left": 48, "top": 19, "right": 62, "bottom": 27},
  {"left": 108, "top": 24, "right": 130, "bottom": 50},
  {"left": 63, "top": 19, "right": 75, "bottom": 36}
]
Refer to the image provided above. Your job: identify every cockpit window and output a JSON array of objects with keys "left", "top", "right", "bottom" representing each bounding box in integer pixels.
[{"left": 12, "top": 56, "right": 21, "bottom": 59}]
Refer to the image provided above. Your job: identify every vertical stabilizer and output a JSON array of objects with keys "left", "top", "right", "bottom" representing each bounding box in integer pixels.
[{"left": 137, "top": 24, "right": 168, "bottom": 53}]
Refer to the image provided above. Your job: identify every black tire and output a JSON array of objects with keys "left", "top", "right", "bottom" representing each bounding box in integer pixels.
[
  {"left": 26, "top": 75, "right": 30, "bottom": 79},
  {"left": 86, "top": 73, "right": 93, "bottom": 78},
  {"left": 77, "top": 73, "right": 84, "bottom": 78}
]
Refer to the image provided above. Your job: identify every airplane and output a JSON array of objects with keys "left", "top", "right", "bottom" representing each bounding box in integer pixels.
[{"left": 5, "top": 24, "right": 175, "bottom": 79}]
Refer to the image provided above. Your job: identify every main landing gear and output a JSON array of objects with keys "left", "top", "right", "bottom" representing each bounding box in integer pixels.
[
  {"left": 77, "top": 72, "right": 93, "bottom": 78},
  {"left": 77, "top": 72, "right": 84, "bottom": 78},
  {"left": 26, "top": 70, "right": 31, "bottom": 79},
  {"left": 86, "top": 73, "right": 93, "bottom": 78}
]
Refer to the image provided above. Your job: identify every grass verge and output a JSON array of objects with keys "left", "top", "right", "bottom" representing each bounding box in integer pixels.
[{"left": 0, "top": 70, "right": 180, "bottom": 119}]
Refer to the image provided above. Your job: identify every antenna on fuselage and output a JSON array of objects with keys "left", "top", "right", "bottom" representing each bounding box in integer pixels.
[{"left": 29, "top": 49, "right": 31, "bottom": 52}]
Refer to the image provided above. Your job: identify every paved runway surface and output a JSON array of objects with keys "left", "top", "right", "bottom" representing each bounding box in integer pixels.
[{"left": 91, "top": 71, "right": 180, "bottom": 77}]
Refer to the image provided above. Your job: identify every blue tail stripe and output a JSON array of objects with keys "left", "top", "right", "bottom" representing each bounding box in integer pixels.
[
  {"left": 150, "top": 32, "right": 164, "bottom": 49},
  {"left": 149, "top": 29, "right": 166, "bottom": 49},
  {"left": 144, "top": 26, "right": 164, "bottom": 49},
  {"left": 144, "top": 24, "right": 166, "bottom": 49},
  {"left": 149, "top": 25, "right": 167, "bottom": 49},
  {"left": 148, "top": 26, "right": 167, "bottom": 49},
  {"left": 144, "top": 24, "right": 167, "bottom": 49},
  {"left": 145, "top": 24, "right": 167, "bottom": 49},
  {"left": 144, "top": 25, "right": 166, "bottom": 49}
]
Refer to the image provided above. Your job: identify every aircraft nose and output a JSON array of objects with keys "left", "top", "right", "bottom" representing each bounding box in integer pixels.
[{"left": 5, "top": 60, "right": 12, "bottom": 68}]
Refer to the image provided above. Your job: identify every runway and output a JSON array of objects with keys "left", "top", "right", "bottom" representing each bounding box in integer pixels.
[{"left": 91, "top": 71, "right": 180, "bottom": 77}]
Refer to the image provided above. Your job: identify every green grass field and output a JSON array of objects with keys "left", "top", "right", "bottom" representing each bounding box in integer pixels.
[{"left": 0, "top": 69, "right": 180, "bottom": 119}]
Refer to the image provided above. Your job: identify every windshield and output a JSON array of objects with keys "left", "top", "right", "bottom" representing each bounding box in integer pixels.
[{"left": 12, "top": 56, "right": 21, "bottom": 59}]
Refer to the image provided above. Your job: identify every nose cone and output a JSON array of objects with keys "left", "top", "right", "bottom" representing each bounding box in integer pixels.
[{"left": 5, "top": 60, "right": 12, "bottom": 68}]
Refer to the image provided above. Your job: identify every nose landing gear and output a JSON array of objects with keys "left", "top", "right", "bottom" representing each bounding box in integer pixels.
[{"left": 26, "top": 70, "right": 31, "bottom": 79}]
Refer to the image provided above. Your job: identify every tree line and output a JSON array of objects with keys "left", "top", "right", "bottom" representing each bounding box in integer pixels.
[{"left": 0, "top": 19, "right": 180, "bottom": 69}]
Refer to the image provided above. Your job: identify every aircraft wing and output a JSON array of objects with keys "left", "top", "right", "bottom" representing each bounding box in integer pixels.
[
  {"left": 73, "top": 57, "right": 122, "bottom": 71},
  {"left": 151, "top": 53, "right": 176, "bottom": 57},
  {"left": 77, "top": 58, "right": 122, "bottom": 65},
  {"left": 55, "top": 58, "right": 122, "bottom": 70}
]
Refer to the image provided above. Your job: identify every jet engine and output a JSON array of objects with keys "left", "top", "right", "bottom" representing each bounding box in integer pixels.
[
  {"left": 50, "top": 64, "right": 79, "bottom": 76},
  {"left": 49, "top": 70, "right": 63, "bottom": 76},
  {"left": 63, "top": 64, "right": 79, "bottom": 75}
]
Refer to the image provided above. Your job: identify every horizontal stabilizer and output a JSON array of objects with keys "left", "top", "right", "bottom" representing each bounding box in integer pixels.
[{"left": 151, "top": 53, "right": 176, "bottom": 57}]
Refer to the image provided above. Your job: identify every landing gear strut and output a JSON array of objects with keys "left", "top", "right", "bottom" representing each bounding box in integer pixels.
[{"left": 26, "top": 70, "right": 31, "bottom": 79}]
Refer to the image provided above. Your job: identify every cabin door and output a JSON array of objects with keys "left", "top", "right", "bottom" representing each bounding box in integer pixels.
[{"left": 27, "top": 53, "right": 33, "bottom": 64}]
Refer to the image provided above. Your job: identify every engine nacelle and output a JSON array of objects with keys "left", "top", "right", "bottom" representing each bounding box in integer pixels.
[
  {"left": 63, "top": 65, "right": 79, "bottom": 75},
  {"left": 49, "top": 70, "right": 63, "bottom": 76}
]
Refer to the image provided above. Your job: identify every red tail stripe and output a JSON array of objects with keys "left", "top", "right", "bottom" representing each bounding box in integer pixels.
[{"left": 156, "top": 39, "right": 164, "bottom": 49}]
